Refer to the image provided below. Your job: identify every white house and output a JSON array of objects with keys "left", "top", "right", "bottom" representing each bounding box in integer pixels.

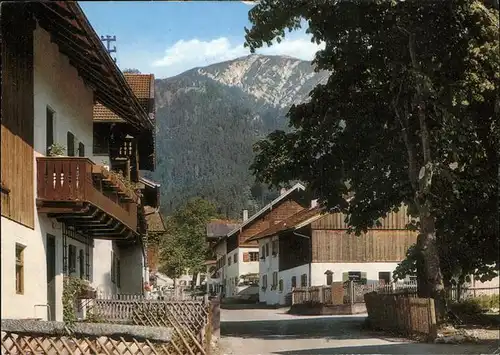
[
  {"left": 210, "top": 183, "right": 308, "bottom": 299},
  {"left": 1, "top": 2, "right": 155, "bottom": 321},
  {"left": 247, "top": 203, "right": 418, "bottom": 306}
]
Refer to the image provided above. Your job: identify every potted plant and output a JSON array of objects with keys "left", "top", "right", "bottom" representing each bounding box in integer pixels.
[
  {"left": 100, "top": 160, "right": 110, "bottom": 171},
  {"left": 48, "top": 143, "right": 66, "bottom": 157}
]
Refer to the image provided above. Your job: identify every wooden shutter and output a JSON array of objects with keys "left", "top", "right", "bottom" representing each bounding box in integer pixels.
[
  {"left": 243, "top": 252, "right": 249, "bottom": 262},
  {"left": 46, "top": 107, "right": 54, "bottom": 155},
  {"left": 67, "top": 132, "right": 75, "bottom": 156},
  {"left": 78, "top": 142, "right": 85, "bottom": 157}
]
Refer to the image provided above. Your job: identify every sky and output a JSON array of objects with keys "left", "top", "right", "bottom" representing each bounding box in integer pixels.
[{"left": 81, "top": 1, "right": 324, "bottom": 79}]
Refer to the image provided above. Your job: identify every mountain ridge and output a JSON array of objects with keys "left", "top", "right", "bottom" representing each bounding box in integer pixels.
[{"left": 150, "top": 54, "right": 327, "bottom": 217}]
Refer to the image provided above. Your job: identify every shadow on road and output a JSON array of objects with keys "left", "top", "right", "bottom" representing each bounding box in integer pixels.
[
  {"left": 221, "top": 316, "right": 372, "bottom": 340},
  {"left": 273, "top": 340, "right": 500, "bottom": 355}
]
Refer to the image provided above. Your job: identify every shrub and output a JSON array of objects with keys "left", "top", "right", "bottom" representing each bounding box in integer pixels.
[
  {"left": 475, "top": 294, "right": 499, "bottom": 310},
  {"left": 449, "top": 298, "right": 483, "bottom": 316}
]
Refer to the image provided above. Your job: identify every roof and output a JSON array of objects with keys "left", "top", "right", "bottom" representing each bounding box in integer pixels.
[
  {"left": 30, "top": 2, "right": 153, "bottom": 132},
  {"left": 93, "top": 73, "right": 155, "bottom": 122},
  {"left": 144, "top": 206, "right": 166, "bottom": 233},
  {"left": 207, "top": 220, "right": 240, "bottom": 238},
  {"left": 140, "top": 176, "right": 161, "bottom": 189},
  {"left": 247, "top": 205, "right": 325, "bottom": 242},
  {"left": 226, "top": 183, "right": 306, "bottom": 238}
]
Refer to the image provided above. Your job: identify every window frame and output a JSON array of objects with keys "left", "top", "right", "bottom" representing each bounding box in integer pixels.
[
  {"left": 79, "top": 249, "right": 85, "bottom": 279},
  {"left": 249, "top": 252, "right": 259, "bottom": 262},
  {"left": 68, "top": 245, "right": 77, "bottom": 274},
  {"left": 291, "top": 276, "right": 297, "bottom": 289},
  {"left": 300, "top": 273, "right": 308, "bottom": 287},
  {"left": 67, "top": 131, "right": 75, "bottom": 157},
  {"left": 15, "top": 244, "right": 25, "bottom": 294},
  {"left": 46, "top": 106, "right": 55, "bottom": 155}
]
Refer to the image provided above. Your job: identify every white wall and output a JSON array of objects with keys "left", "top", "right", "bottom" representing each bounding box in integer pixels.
[
  {"left": 1, "top": 24, "right": 99, "bottom": 321},
  {"left": 93, "top": 240, "right": 120, "bottom": 296},
  {"left": 119, "top": 244, "right": 145, "bottom": 294},
  {"left": 258, "top": 237, "right": 281, "bottom": 305},
  {"left": 223, "top": 247, "right": 259, "bottom": 297},
  {"left": 278, "top": 264, "right": 309, "bottom": 305},
  {"left": 310, "top": 262, "right": 400, "bottom": 286}
]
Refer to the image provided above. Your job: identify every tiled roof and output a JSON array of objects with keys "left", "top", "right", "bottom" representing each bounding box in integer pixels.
[
  {"left": 123, "top": 74, "right": 154, "bottom": 99},
  {"left": 93, "top": 73, "right": 154, "bottom": 121},
  {"left": 247, "top": 206, "right": 324, "bottom": 242},
  {"left": 93, "top": 103, "right": 124, "bottom": 122}
]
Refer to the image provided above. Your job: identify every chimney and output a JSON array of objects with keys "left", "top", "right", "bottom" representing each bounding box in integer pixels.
[
  {"left": 311, "top": 199, "right": 318, "bottom": 208},
  {"left": 242, "top": 209, "right": 249, "bottom": 222},
  {"left": 280, "top": 188, "right": 287, "bottom": 195}
]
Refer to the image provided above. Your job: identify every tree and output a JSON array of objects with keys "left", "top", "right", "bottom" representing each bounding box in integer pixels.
[
  {"left": 244, "top": 0, "right": 499, "bottom": 320},
  {"left": 123, "top": 68, "right": 141, "bottom": 74},
  {"left": 158, "top": 198, "right": 221, "bottom": 288}
]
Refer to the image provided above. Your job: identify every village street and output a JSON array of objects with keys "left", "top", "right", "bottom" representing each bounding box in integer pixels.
[{"left": 218, "top": 309, "right": 500, "bottom": 355}]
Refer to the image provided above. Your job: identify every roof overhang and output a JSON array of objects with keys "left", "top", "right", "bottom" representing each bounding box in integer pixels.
[
  {"left": 30, "top": 1, "right": 153, "bottom": 132},
  {"left": 225, "top": 183, "right": 306, "bottom": 239}
]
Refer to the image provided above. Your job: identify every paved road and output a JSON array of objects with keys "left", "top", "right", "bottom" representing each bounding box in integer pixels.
[{"left": 219, "top": 308, "right": 499, "bottom": 355}]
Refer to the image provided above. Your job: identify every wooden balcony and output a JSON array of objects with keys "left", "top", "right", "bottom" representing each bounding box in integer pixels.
[{"left": 36, "top": 157, "right": 138, "bottom": 240}]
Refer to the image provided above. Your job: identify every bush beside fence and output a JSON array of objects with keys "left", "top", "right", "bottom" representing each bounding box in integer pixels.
[{"left": 364, "top": 292, "right": 437, "bottom": 339}]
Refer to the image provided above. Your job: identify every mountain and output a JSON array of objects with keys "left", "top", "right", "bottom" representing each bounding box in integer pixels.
[{"left": 150, "top": 54, "right": 329, "bottom": 218}]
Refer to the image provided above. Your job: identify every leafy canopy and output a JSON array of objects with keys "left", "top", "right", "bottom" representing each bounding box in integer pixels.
[
  {"left": 245, "top": 0, "right": 499, "bottom": 283},
  {"left": 158, "top": 198, "right": 221, "bottom": 280}
]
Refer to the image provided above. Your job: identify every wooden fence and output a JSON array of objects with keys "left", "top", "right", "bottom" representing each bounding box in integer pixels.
[
  {"left": 364, "top": 292, "right": 437, "bottom": 339},
  {"left": 292, "top": 280, "right": 418, "bottom": 306},
  {"left": 0, "top": 319, "right": 187, "bottom": 355}
]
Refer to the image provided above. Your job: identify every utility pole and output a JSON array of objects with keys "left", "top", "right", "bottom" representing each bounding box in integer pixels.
[{"left": 100, "top": 35, "right": 117, "bottom": 62}]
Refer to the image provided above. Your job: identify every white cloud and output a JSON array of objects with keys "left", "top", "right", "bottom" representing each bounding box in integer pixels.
[{"left": 151, "top": 35, "right": 325, "bottom": 78}]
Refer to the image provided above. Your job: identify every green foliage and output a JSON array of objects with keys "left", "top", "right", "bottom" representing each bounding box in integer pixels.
[
  {"left": 62, "top": 276, "right": 88, "bottom": 324},
  {"left": 48, "top": 143, "right": 66, "bottom": 156},
  {"left": 158, "top": 198, "right": 221, "bottom": 280},
  {"left": 84, "top": 308, "right": 106, "bottom": 323},
  {"left": 244, "top": 0, "right": 499, "bottom": 295},
  {"left": 450, "top": 298, "right": 484, "bottom": 316}
]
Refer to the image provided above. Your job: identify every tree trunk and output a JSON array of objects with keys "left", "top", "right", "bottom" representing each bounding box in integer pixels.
[{"left": 416, "top": 213, "right": 447, "bottom": 322}]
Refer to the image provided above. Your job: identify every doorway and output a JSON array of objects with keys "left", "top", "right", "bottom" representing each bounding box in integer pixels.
[{"left": 46, "top": 234, "right": 56, "bottom": 321}]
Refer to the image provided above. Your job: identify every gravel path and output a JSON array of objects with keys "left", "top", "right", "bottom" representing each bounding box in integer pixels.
[{"left": 218, "top": 308, "right": 500, "bottom": 355}]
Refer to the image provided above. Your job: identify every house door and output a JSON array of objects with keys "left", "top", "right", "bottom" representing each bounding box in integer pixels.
[{"left": 46, "top": 234, "right": 56, "bottom": 320}]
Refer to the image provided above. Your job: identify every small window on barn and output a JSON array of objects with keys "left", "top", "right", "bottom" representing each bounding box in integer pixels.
[
  {"left": 68, "top": 245, "right": 77, "bottom": 274},
  {"left": 272, "top": 271, "right": 278, "bottom": 288},
  {"left": 291, "top": 276, "right": 297, "bottom": 289},
  {"left": 233, "top": 253, "right": 238, "bottom": 263},
  {"left": 78, "top": 142, "right": 85, "bottom": 157},
  {"left": 261, "top": 246, "right": 265, "bottom": 259},
  {"left": 261, "top": 275, "right": 267, "bottom": 290},
  {"left": 379, "top": 272, "right": 391, "bottom": 284},
  {"left": 227, "top": 256, "right": 231, "bottom": 266},
  {"left": 278, "top": 279, "right": 284, "bottom": 293},
  {"left": 300, "top": 274, "right": 308, "bottom": 287},
  {"left": 15, "top": 244, "right": 25, "bottom": 294},
  {"left": 79, "top": 249, "right": 85, "bottom": 279},
  {"left": 271, "top": 240, "right": 278, "bottom": 256},
  {"left": 325, "top": 270, "right": 333, "bottom": 286},
  {"left": 67, "top": 132, "right": 75, "bottom": 156},
  {"left": 249, "top": 252, "right": 259, "bottom": 261},
  {"left": 265, "top": 243, "right": 269, "bottom": 257},
  {"left": 46, "top": 107, "right": 55, "bottom": 155}
]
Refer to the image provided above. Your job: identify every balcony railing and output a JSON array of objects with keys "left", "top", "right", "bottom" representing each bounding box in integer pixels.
[{"left": 37, "top": 157, "right": 138, "bottom": 237}]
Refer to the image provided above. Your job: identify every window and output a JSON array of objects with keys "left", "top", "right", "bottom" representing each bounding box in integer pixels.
[
  {"left": 79, "top": 249, "right": 85, "bottom": 279},
  {"left": 379, "top": 272, "right": 391, "bottom": 284},
  {"left": 46, "top": 107, "right": 54, "bottom": 155},
  {"left": 325, "top": 270, "right": 333, "bottom": 286},
  {"left": 343, "top": 271, "right": 367, "bottom": 285},
  {"left": 300, "top": 274, "right": 308, "bottom": 287},
  {"left": 249, "top": 252, "right": 259, "bottom": 262},
  {"left": 261, "top": 246, "right": 265, "bottom": 259},
  {"left": 111, "top": 251, "right": 116, "bottom": 283},
  {"left": 67, "top": 132, "right": 75, "bottom": 156},
  {"left": 227, "top": 256, "right": 231, "bottom": 266},
  {"left": 93, "top": 126, "right": 110, "bottom": 155},
  {"left": 265, "top": 243, "right": 269, "bottom": 257},
  {"left": 291, "top": 276, "right": 297, "bottom": 289},
  {"left": 272, "top": 271, "right": 278, "bottom": 289},
  {"left": 278, "top": 279, "right": 284, "bottom": 293},
  {"left": 15, "top": 244, "right": 25, "bottom": 294},
  {"left": 233, "top": 253, "right": 238, "bottom": 263},
  {"left": 78, "top": 142, "right": 85, "bottom": 157},
  {"left": 116, "top": 258, "right": 121, "bottom": 288},
  {"left": 271, "top": 240, "right": 278, "bottom": 256},
  {"left": 68, "top": 245, "right": 77, "bottom": 274},
  {"left": 261, "top": 275, "right": 268, "bottom": 290}
]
